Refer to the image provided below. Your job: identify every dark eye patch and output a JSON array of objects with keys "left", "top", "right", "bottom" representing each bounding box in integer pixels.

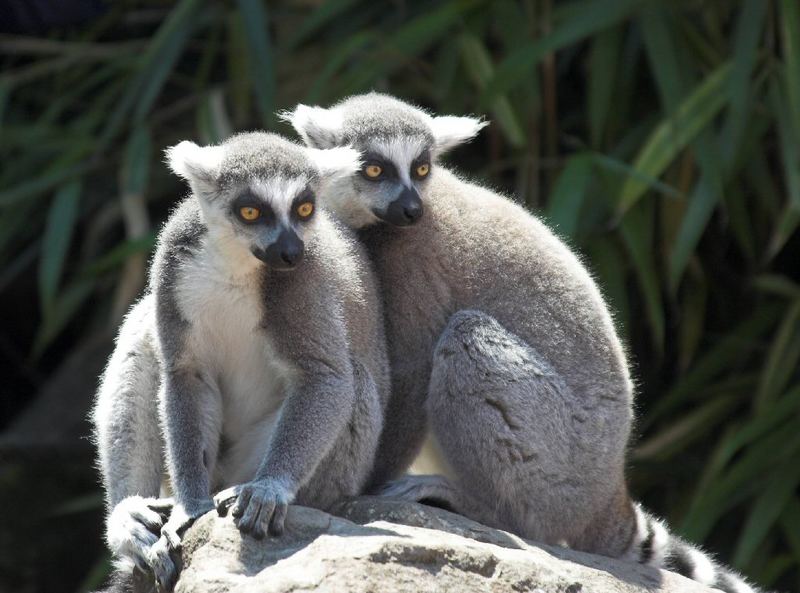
[
  {"left": 232, "top": 192, "right": 273, "bottom": 224},
  {"left": 411, "top": 149, "right": 431, "bottom": 168},
  {"left": 411, "top": 149, "right": 432, "bottom": 180},
  {"left": 291, "top": 188, "right": 316, "bottom": 221},
  {"left": 360, "top": 152, "right": 398, "bottom": 180}
]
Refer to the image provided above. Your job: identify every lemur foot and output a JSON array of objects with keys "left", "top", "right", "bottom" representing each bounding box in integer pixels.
[
  {"left": 214, "top": 478, "right": 291, "bottom": 539},
  {"left": 150, "top": 500, "right": 212, "bottom": 592},
  {"left": 377, "top": 474, "right": 460, "bottom": 511},
  {"left": 108, "top": 496, "right": 173, "bottom": 572},
  {"left": 148, "top": 537, "right": 177, "bottom": 593}
]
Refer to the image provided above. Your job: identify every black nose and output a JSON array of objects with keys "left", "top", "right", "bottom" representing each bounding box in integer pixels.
[
  {"left": 253, "top": 229, "right": 304, "bottom": 271},
  {"left": 280, "top": 249, "right": 301, "bottom": 266},
  {"left": 381, "top": 187, "right": 424, "bottom": 226}
]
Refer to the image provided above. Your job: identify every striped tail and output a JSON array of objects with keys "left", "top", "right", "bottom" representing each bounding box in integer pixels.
[{"left": 624, "top": 504, "right": 761, "bottom": 593}]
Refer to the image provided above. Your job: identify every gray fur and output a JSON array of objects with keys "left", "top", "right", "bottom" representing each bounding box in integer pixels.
[
  {"left": 91, "top": 132, "right": 388, "bottom": 589},
  {"left": 285, "top": 93, "right": 760, "bottom": 593}
]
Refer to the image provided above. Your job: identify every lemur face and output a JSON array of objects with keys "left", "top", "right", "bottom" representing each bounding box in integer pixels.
[
  {"left": 166, "top": 132, "right": 359, "bottom": 271},
  {"left": 283, "top": 93, "right": 487, "bottom": 229},
  {"left": 350, "top": 136, "right": 432, "bottom": 227}
]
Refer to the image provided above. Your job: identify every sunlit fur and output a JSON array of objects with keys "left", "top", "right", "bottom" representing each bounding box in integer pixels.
[
  {"left": 91, "top": 132, "right": 387, "bottom": 588},
  {"left": 287, "top": 93, "right": 760, "bottom": 593}
]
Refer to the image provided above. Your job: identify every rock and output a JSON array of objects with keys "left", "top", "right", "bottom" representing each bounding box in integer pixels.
[{"left": 161, "top": 497, "right": 717, "bottom": 593}]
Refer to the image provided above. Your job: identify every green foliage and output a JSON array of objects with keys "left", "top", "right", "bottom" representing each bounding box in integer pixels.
[{"left": 1, "top": 1, "right": 799, "bottom": 590}]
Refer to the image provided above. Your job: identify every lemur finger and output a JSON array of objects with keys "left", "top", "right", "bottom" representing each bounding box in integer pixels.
[
  {"left": 252, "top": 497, "right": 277, "bottom": 540},
  {"left": 236, "top": 497, "right": 261, "bottom": 534},
  {"left": 268, "top": 501, "right": 288, "bottom": 536},
  {"left": 231, "top": 488, "right": 252, "bottom": 519},
  {"left": 149, "top": 538, "right": 177, "bottom": 593},
  {"left": 213, "top": 485, "right": 241, "bottom": 515},
  {"left": 162, "top": 524, "right": 184, "bottom": 552}
]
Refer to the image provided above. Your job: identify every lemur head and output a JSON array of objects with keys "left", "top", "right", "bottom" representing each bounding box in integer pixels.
[
  {"left": 166, "top": 132, "right": 359, "bottom": 271},
  {"left": 282, "top": 93, "right": 487, "bottom": 228}
]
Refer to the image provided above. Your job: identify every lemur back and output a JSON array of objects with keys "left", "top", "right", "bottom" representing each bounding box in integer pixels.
[{"left": 286, "top": 93, "right": 762, "bottom": 593}]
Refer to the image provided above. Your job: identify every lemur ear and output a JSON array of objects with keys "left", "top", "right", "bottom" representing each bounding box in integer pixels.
[
  {"left": 430, "top": 115, "right": 488, "bottom": 155},
  {"left": 281, "top": 105, "right": 344, "bottom": 149},
  {"left": 305, "top": 146, "right": 361, "bottom": 182},
  {"left": 165, "top": 141, "right": 225, "bottom": 196}
]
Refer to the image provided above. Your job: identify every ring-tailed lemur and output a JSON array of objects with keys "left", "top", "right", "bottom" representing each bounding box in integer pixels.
[
  {"left": 92, "top": 131, "right": 389, "bottom": 591},
  {"left": 283, "top": 93, "right": 761, "bottom": 593}
]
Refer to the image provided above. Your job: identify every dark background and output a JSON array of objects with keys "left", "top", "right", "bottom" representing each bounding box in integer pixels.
[{"left": 1, "top": 1, "right": 799, "bottom": 591}]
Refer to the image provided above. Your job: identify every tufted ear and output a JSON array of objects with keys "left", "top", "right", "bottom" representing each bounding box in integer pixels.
[
  {"left": 281, "top": 104, "right": 345, "bottom": 149},
  {"left": 430, "top": 115, "right": 488, "bottom": 155},
  {"left": 165, "top": 140, "right": 224, "bottom": 197},
  {"left": 305, "top": 146, "right": 361, "bottom": 183}
]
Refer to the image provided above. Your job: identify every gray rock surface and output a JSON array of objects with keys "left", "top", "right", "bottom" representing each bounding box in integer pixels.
[{"left": 154, "top": 497, "right": 718, "bottom": 593}]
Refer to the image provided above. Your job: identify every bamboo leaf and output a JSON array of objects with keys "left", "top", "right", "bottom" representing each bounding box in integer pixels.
[
  {"left": 100, "top": 0, "right": 202, "bottom": 145},
  {"left": 753, "top": 274, "right": 800, "bottom": 300},
  {"left": 587, "top": 26, "right": 623, "bottom": 147},
  {"left": 122, "top": 126, "right": 151, "bottom": 196},
  {"left": 286, "top": 0, "right": 361, "bottom": 50},
  {"left": 780, "top": 498, "right": 800, "bottom": 566},
  {"left": 781, "top": 0, "right": 800, "bottom": 137},
  {"left": 32, "top": 278, "right": 94, "bottom": 358},
  {"left": 38, "top": 181, "right": 81, "bottom": 315},
  {"left": 767, "top": 76, "right": 800, "bottom": 258},
  {"left": 683, "top": 424, "right": 800, "bottom": 541},
  {"left": 342, "top": 0, "right": 478, "bottom": 92},
  {"left": 459, "top": 34, "right": 525, "bottom": 148},
  {"left": 620, "top": 200, "right": 664, "bottom": 352},
  {"left": 617, "top": 62, "right": 732, "bottom": 215},
  {"left": 546, "top": 153, "right": 593, "bottom": 238},
  {"left": 668, "top": 173, "right": 716, "bottom": 291},
  {"left": 236, "top": 0, "right": 275, "bottom": 126},
  {"left": 755, "top": 301, "right": 800, "bottom": 410},
  {"left": 640, "top": 3, "right": 686, "bottom": 110},
  {"left": 720, "top": 0, "right": 767, "bottom": 171},
  {"left": 732, "top": 461, "right": 800, "bottom": 568},
  {"left": 482, "top": 0, "right": 646, "bottom": 104},
  {"left": 643, "top": 305, "right": 780, "bottom": 427},
  {"left": 306, "top": 31, "right": 375, "bottom": 103},
  {"left": 634, "top": 393, "right": 738, "bottom": 461}
]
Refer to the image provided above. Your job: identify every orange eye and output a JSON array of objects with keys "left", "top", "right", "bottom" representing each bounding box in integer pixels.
[
  {"left": 239, "top": 206, "right": 260, "bottom": 221},
  {"left": 365, "top": 164, "right": 382, "bottom": 178},
  {"left": 415, "top": 163, "right": 430, "bottom": 177},
  {"left": 297, "top": 202, "right": 314, "bottom": 218}
]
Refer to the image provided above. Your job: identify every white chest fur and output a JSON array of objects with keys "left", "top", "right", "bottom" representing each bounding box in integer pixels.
[{"left": 174, "top": 248, "right": 294, "bottom": 464}]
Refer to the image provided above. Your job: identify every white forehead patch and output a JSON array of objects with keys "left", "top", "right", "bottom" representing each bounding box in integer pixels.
[
  {"left": 250, "top": 175, "right": 311, "bottom": 223},
  {"left": 368, "top": 137, "right": 429, "bottom": 186}
]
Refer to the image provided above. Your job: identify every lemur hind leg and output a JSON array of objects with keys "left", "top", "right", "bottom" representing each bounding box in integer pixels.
[
  {"left": 93, "top": 305, "right": 172, "bottom": 572},
  {"left": 295, "top": 359, "right": 384, "bottom": 510},
  {"left": 382, "top": 310, "right": 592, "bottom": 546}
]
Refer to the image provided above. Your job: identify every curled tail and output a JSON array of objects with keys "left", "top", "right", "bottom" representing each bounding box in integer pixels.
[{"left": 625, "top": 504, "right": 760, "bottom": 593}]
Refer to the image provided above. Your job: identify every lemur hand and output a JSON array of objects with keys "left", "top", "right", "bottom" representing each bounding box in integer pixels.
[
  {"left": 107, "top": 496, "right": 173, "bottom": 572},
  {"left": 149, "top": 499, "right": 213, "bottom": 593},
  {"left": 214, "top": 478, "right": 292, "bottom": 539}
]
